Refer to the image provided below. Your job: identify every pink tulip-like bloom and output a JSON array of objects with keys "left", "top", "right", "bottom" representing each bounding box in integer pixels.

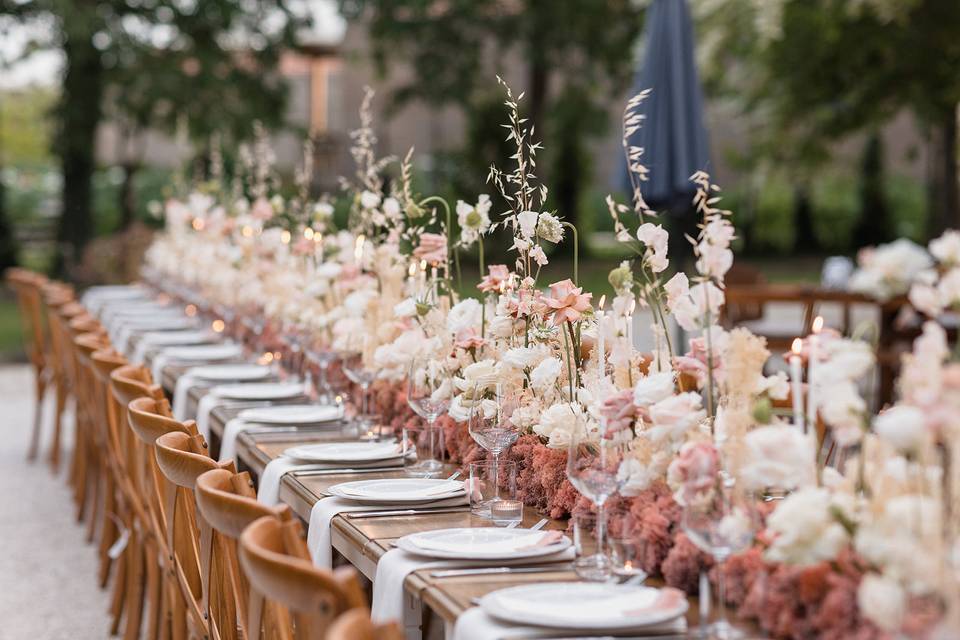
[
  {"left": 251, "top": 196, "right": 273, "bottom": 221},
  {"left": 292, "top": 236, "right": 314, "bottom": 256},
  {"left": 478, "top": 264, "right": 511, "bottom": 293},
  {"left": 413, "top": 232, "right": 448, "bottom": 265},
  {"left": 454, "top": 327, "right": 485, "bottom": 350},
  {"left": 599, "top": 389, "right": 638, "bottom": 435},
  {"left": 543, "top": 278, "right": 593, "bottom": 325},
  {"left": 667, "top": 441, "right": 719, "bottom": 503}
]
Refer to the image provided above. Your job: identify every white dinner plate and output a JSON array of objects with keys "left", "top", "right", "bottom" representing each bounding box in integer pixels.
[
  {"left": 480, "top": 583, "right": 688, "bottom": 632},
  {"left": 141, "top": 330, "right": 213, "bottom": 347},
  {"left": 188, "top": 364, "right": 272, "bottom": 382},
  {"left": 212, "top": 382, "right": 305, "bottom": 401},
  {"left": 397, "top": 527, "right": 571, "bottom": 561},
  {"left": 283, "top": 441, "right": 401, "bottom": 463},
  {"left": 162, "top": 343, "right": 242, "bottom": 361},
  {"left": 328, "top": 479, "right": 465, "bottom": 504},
  {"left": 239, "top": 404, "right": 343, "bottom": 425},
  {"left": 120, "top": 316, "right": 195, "bottom": 329}
]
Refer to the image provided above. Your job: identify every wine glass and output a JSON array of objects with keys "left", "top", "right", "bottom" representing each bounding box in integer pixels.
[
  {"left": 342, "top": 351, "right": 379, "bottom": 440},
  {"left": 467, "top": 383, "right": 522, "bottom": 515},
  {"left": 307, "top": 347, "right": 339, "bottom": 404},
  {"left": 405, "top": 357, "right": 451, "bottom": 477},
  {"left": 566, "top": 420, "right": 627, "bottom": 581},
  {"left": 681, "top": 479, "right": 759, "bottom": 639}
]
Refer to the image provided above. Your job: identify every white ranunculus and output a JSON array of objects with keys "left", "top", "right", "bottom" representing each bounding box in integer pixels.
[
  {"left": 765, "top": 487, "right": 850, "bottom": 566},
  {"left": 756, "top": 371, "right": 789, "bottom": 400},
  {"left": 458, "top": 359, "right": 499, "bottom": 393},
  {"left": 857, "top": 573, "right": 906, "bottom": 633},
  {"left": 382, "top": 197, "right": 401, "bottom": 218},
  {"left": 873, "top": 405, "right": 928, "bottom": 454},
  {"left": 632, "top": 372, "right": 676, "bottom": 407},
  {"left": 646, "top": 392, "right": 705, "bottom": 443},
  {"left": 849, "top": 238, "right": 933, "bottom": 300},
  {"left": 360, "top": 190, "right": 381, "bottom": 209},
  {"left": 937, "top": 267, "right": 960, "bottom": 308},
  {"left": 817, "top": 379, "right": 866, "bottom": 444},
  {"left": 509, "top": 401, "right": 543, "bottom": 430},
  {"left": 502, "top": 345, "right": 551, "bottom": 370},
  {"left": 530, "top": 357, "right": 563, "bottom": 391},
  {"left": 908, "top": 282, "right": 943, "bottom": 317},
  {"left": 854, "top": 494, "right": 941, "bottom": 591},
  {"left": 618, "top": 451, "right": 672, "bottom": 496},
  {"left": 517, "top": 210, "right": 539, "bottom": 240},
  {"left": 740, "top": 425, "right": 816, "bottom": 491},
  {"left": 929, "top": 229, "right": 960, "bottom": 266},
  {"left": 534, "top": 402, "right": 585, "bottom": 448},
  {"left": 446, "top": 298, "right": 482, "bottom": 334}
]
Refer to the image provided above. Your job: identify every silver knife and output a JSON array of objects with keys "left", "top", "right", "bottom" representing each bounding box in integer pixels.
[
  {"left": 430, "top": 564, "right": 573, "bottom": 578},
  {"left": 346, "top": 506, "right": 471, "bottom": 519}
]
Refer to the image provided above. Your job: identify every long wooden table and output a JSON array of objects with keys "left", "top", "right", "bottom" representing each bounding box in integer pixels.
[{"left": 150, "top": 352, "right": 726, "bottom": 639}]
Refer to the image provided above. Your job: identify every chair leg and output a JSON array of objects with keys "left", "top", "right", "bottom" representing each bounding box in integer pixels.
[
  {"left": 171, "top": 584, "right": 188, "bottom": 640},
  {"left": 144, "top": 537, "right": 162, "bottom": 640},
  {"left": 123, "top": 528, "right": 146, "bottom": 640},
  {"left": 109, "top": 538, "right": 129, "bottom": 635},
  {"left": 27, "top": 375, "right": 45, "bottom": 462},
  {"left": 49, "top": 382, "right": 68, "bottom": 472},
  {"left": 99, "top": 478, "right": 118, "bottom": 587},
  {"left": 86, "top": 456, "right": 101, "bottom": 543},
  {"left": 74, "top": 430, "right": 88, "bottom": 521}
]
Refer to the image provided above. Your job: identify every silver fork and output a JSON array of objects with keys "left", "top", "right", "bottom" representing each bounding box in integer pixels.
[{"left": 507, "top": 517, "right": 549, "bottom": 530}]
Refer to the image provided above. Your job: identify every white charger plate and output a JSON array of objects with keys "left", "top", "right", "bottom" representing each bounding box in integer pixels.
[
  {"left": 328, "top": 479, "right": 465, "bottom": 504},
  {"left": 188, "top": 364, "right": 272, "bottom": 382},
  {"left": 284, "top": 441, "right": 400, "bottom": 463},
  {"left": 480, "top": 582, "right": 688, "bottom": 632},
  {"left": 213, "top": 382, "right": 305, "bottom": 401},
  {"left": 397, "top": 527, "right": 571, "bottom": 561},
  {"left": 239, "top": 404, "right": 343, "bottom": 425},
  {"left": 163, "top": 343, "right": 241, "bottom": 361}
]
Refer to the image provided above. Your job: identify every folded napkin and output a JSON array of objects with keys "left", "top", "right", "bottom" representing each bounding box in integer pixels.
[
  {"left": 451, "top": 606, "right": 687, "bottom": 640},
  {"left": 256, "top": 456, "right": 406, "bottom": 506},
  {"left": 307, "top": 494, "right": 469, "bottom": 569},
  {"left": 151, "top": 342, "right": 241, "bottom": 383},
  {"left": 218, "top": 418, "right": 252, "bottom": 463},
  {"left": 371, "top": 545, "right": 575, "bottom": 624},
  {"left": 172, "top": 372, "right": 210, "bottom": 421}
]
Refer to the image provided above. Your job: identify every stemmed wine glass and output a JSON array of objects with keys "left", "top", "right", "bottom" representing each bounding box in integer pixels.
[
  {"left": 341, "top": 350, "right": 379, "bottom": 440},
  {"left": 681, "top": 478, "right": 759, "bottom": 639},
  {"left": 405, "top": 357, "right": 451, "bottom": 477},
  {"left": 566, "top": 419, "right": 628, "bottom": 581},
  {"left": 307, "top": 346, "right": 339, "bottom": 404},
  {"left": 468, "top": 383, "right": 522, "bottom": 515}
]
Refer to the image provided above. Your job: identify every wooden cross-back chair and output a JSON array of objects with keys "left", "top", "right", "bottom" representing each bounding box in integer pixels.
[
  {"left": 4, "top": 268, "right": 51, "bottom": 462},
  {"left": 326, "top": 609, "right": 403, "bottom": 640},
  {"left": 239, "top": 515, "right": 367, "bottom": 640},
  {"left": 42, "top": 284, "right": 83, "bottom": 471},
  {"left": 72, "top": 332, "right": 111, "bottom": 536},
  {"left": 65, "top": 314, "right": 105, "bottom": 498},
  {"left": 155, "top": 429, "right": 235, "bottom": 640},
  {"left": 195, "top": 468, "right": 294, "bottom": 640}
]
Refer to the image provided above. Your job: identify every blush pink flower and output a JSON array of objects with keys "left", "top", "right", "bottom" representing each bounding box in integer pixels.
[
  {"left": 599, "top": 389, "right": 637, "bottom": 435},
  {"left": 543, "top": 278, "right": 592, "bottom": 325},
  {"left": 478, "top": 264, "right": 511, "bottom": 293},
  {"left": 413, "top": 232, "right": 448, "bottom": 265},
  {"left": 251, "top": 196, "right": 273, "bottom": 221},
  {"left": 454, "top": 327, "right": 485, "bottom": 350},
  {"left": 667, "top": 441, "right": 719, "bottom": 504},
  {"left": 292, "top": 236, "right": 313, "bottom": 256}
]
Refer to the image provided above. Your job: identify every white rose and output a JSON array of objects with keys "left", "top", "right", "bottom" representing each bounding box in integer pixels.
[
  {"left": 765, "top": 487, "right": 849, "bottom": 566},
  {"left": 458, "top": 359, "right": 498, "bottom": 392},
  {"left": 740, "top": 425, "right": 816, "bottom": 491},
  {"left": 534, "top": 402, "right": 585, "bottom": 448},
  {"left": 502, "top": 345, "right": 551, "bottom": 370},
  {"left": 858, "top": 573, "right": 906, "bottom": 633},
  {"left": 646, "top": 392, "right": 705, "bottom": 443},
  {"left": 929, "top": 229, "right": 960, "bottom": 266},
  {"left": 446, "top": 298, "right": 482, "bottom": 334},
  {"left": 632, "top": 372, "right": 676, "bottom": 406},
  {"left": 360, "top": 190, "right": 381, "bottom": 209},
  {"left": 873, "top": 405, "right": 927, "bottom": 454},
  {"left": 530, "top": 357, "right": 562, "bottom": 391},
  {"left": 382, "top": 197, "right": 401, "bottom": 218}
]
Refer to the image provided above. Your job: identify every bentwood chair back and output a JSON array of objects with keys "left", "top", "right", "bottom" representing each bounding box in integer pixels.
[
  {"left": 155, "top": 429, "right": 232, "bottom": 640},
  {"left": 195, "top": 468, "right": 292, "bottom": 640},
  {"left": 65, "top": 314, "right": 104, "bottom": 490},
  {"left": 43, "top": 289, "right": 84, "bottom": 470},
  {"left": 5, "top": 269, "right": 51, "bottom": 462},
  {"left": 326, "top": 609, "right": 403, "bottom": 640},
  {"left": 239, "top": 515, "right": 367, "bottom": 640},
  {"left": 72, "top": 332, "right": 111, "bottom": 533}
]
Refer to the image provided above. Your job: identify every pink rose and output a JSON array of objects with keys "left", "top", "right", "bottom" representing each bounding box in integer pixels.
[
  {"left": 478, "top": 264, "right": 511, "bottom": 293},
  {"left": 251, "top": 196, "right": 273, "bottom": 221},
  {"left": 454, "top": 327, "right": 485, "bottom": 350},
  {"left": 667, "top": 441, "right": 719, "bottom": 504},
  {"left": 599, "top": 389, "right": 637, "bottom": 436},
  {"left": 543, "top": 278, "right": 593, "bottom": 325},
  {"left": 413, "top": 232, "right": 448, "bottom": 265},
  {"left": 292, "top": 236, "right": 313, "bottom": 256}
]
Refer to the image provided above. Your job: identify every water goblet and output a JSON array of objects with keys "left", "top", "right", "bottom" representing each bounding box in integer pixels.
[
  {"left": 342, "top": 351, "right": 379, "bottom": 440},
  {"left": 467, "top": 383, "right": 522, "bottom": 515},
  {"left": 405, "top": 357, "right": 451, "bottom": 477}
]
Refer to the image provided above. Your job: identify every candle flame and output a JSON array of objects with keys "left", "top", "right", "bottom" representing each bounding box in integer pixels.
[
  {"left": 598, "top": 294, "right": 606, "bottom": 310},
  {"left": 812, "top": 316, "right": 824, "bottom": 333},
  {"left": 303, "top": 227, "right": 314, "bottom": 240},
  {"left": 408, "top": 262, "right": 417, "bottom": 277},
  {"left": 791, "top": 338, "right": 803, "bottom": 354},
  {"left": 280, "top": 230, "right": 291, "bottom": 244},
  {"left": 419, "top": 259, "right": 427, "bottom": 271}
]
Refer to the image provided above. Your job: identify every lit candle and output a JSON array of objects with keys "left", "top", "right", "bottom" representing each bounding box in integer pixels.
[
  {"left": 626, "top": 298, "right": 636, "bottom": 356},
  {"left": 354, "top": 234, "right": 365, "bottom": 268},
  {"left": 597, "top": 295, "right": 606, "bottom": 378},
  {"left": 315, "top": 232, "right": 324, "bottom": 263},
  {"left": 419, "top": 259, "right": 427, "bottom": 292},
  {"left": 431, "top": 266, "right": 439, "bottom": 301},
  {"left": 790, "top": 338, "right": 804, "bottom": 431},
  {"left": 806, "top": 316, "right": 824, "bottom": 434}
]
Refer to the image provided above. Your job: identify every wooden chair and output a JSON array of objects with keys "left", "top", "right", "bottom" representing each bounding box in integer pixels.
[
  {"left": 43, "top": 285, "right": 84, "bottom": 471},
  {"left": 72, "top": 332, "right": 111, "bottom": 534},
  {"left": 195, "top": 468, "right": 293, "bottom": 640},
  {"left": 155, "top": 428, "right": 234, "bottom": 640},
  {"left": 326, "top": 609, "right": 403, "bottom": 640},
  {"left": 239, "top": 515, "right": 367, "bottom": 640},
  {"left": 5, "top": 268, "right": 52, "bottom": 463}
]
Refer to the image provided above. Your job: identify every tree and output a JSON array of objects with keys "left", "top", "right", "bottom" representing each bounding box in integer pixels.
[
  {"left": 698, "top": 0, "right": 960, "bottom": 237},
  {"left": 339, "top": 0, "right": 644, "bottom": 242},
  {"left": 1, "top": 0, "right": 307, "bottom": 273}
]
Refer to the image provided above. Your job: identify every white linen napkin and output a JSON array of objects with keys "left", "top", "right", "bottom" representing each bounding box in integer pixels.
[
  {"left": 451, "top": 606, "right": 687, "bottom": 640},
  {"left": 218, "top": 418, "right": 251, "bottom": 463},
  {"left": 370, "top": 546, "right": 575, "bottom": 624},
  {"left": 306, "top": 494, "right": 469, "bottom": 569},
  {"left": 172, "top": 373, "right": 211, "bottom": 421},
  {"left": 130, "top": 330, "right": 213, "bottom": 364},
  {"left": 256, "top": 456, "right": 406, "bottom": 506}
]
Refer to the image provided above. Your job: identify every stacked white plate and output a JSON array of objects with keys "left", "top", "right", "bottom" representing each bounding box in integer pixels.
[
  {"left": 240, "top": 404, "right": 343, "bottom": 425},
  {"left": 328, "top": 478, "right": 465, "bottom": 504},
  {"left": 140, "top": 330, "right": 214, "bottom": 347},
  {"left": 163, "top": 343, "right": 242, "bottom": 362},
  {"left": 284, "top": 441, "right": 399, "bottom": 463},
  {"left": 479, "top": 583, "right": 688, "bottom": 633},
  {"left": 189, "top": 364, "right": 272, "bottom": 382},
  {"left": 397, "top": 527, "right": 571, "bottom": 561},
  {"left": 212, "top": 382, "right": 305, "bottom": 401}
]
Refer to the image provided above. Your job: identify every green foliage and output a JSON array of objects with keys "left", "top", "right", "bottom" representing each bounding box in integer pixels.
[
  {"left": 0, "top": 87, "right": 56, "bottom": 166},
  {"left": 810, "top": 172, "right": 860, "bottom": 251}
]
